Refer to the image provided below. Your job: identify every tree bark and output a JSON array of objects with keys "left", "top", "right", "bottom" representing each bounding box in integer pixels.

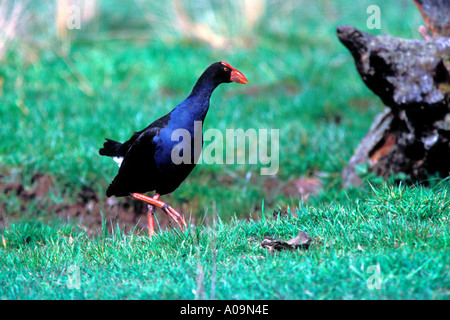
[{"left": 338, "top": 1, "right": 450, "bottom": 187}]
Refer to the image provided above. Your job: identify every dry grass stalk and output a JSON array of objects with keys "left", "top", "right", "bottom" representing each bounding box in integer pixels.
[
  {"left": 56, "top": 0, "right": 97, "bottom": 39},
  {"left": 0, "top": 0, "right": 26, "bottom": 60},
  {"left": 138, "top": 0, "right": 266, "bottom": 49}
]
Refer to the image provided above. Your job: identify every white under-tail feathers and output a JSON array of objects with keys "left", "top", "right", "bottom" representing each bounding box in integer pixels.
[{"left": 113, "top": 156, "right": 124, "bottom": 167}]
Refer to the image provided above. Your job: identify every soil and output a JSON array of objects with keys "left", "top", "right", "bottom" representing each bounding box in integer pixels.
[
  {"left": 0, "top": 171, "right": 322, "bottom": 235},
  {"left": 0, "top": 172, "right": 176, "bottom": 235}
]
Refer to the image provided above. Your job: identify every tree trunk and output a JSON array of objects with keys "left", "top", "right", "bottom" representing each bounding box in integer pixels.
[{"left": 338, "top": 0, "right": 450, "bottom": 187}]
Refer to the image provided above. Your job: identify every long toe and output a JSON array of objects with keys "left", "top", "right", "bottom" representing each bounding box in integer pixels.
[{"left": 162, "top": 205, "right": 187, "bottom": 229}]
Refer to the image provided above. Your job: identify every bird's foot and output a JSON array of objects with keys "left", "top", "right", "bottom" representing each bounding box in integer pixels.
[
  {"left": 161, "top": 204, "right": 187, "bottom": 230},
  {"left": 130, "top": 193, "right": 187, "bottom": 233}
]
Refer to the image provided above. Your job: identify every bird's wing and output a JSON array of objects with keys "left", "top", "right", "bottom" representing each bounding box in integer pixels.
[
  {"left": 106, "top": 128, "right": 161, "bottom": 197},
  {"left": 103, "top": 112, "right": 173, "bottom": 157}
]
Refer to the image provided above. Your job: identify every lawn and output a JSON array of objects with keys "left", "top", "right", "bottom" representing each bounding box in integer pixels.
[{"left": 0, "top": 0, "right": 448, "bottom": 300}]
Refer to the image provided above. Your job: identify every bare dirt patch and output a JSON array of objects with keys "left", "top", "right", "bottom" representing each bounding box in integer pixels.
[
  {"left": 0, "top": 172, "right": 180, "bottom": 235},
  {"left": 1, "top": 170, "right": 323, "bottom": 235}
]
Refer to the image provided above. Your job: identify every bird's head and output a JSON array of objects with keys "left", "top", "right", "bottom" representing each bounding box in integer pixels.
[{"left": 207, "top": 61, "right": 248, "bottom": 85}]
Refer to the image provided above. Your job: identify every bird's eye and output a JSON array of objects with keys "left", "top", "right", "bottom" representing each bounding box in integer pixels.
[{"left": 223, "top": 67, "right": 229, "bottom": 72}]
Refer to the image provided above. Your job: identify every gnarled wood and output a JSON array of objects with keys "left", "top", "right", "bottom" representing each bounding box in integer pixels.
[
  {"left": 337, "top": 21, "right": 450, "bottom": 187},
  {"left": 414, "top": 0, "right": 450, "bottom": 38}
]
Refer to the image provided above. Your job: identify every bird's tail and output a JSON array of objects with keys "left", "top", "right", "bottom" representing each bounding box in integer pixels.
[
  {"left": 106, "top": 182, "right": 116, "bottom": 197},
  {"left": 106, "top": 177, "right": 130, "bottom": 197},
  {"left": 99, "top": 138, "right": 123, "bottom": 157}
]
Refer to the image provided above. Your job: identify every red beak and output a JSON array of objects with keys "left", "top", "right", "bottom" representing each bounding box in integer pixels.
[{"left": 221, "top": 61, "right": 248, "bottom": 84}]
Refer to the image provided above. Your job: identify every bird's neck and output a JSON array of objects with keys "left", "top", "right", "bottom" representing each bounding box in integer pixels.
[
  {"left": 174, "top": 77, "right": 219, "bottom": 123},
  {"left": 188, "top": 74, "right": 219, "bottom": 104}
]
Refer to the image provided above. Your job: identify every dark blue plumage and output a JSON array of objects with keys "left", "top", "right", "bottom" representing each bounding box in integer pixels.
[{"left": 99, "top": 61, "right": 247, "bottom": 198}]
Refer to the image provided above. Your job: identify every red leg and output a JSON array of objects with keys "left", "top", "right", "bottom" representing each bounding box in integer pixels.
[
  {"left": 147, "top": 204, "right": 155, "bottom": 237},
  {"left": 147, "top": 194, "right": 160, "bottom": 237},
  {"left": 130, "top": 193, "right": 187, "bottom": 233}
]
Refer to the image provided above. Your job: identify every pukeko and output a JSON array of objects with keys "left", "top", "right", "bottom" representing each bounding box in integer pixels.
[{"left": 99, "top": 61, "right": 247, "bottom": 237}]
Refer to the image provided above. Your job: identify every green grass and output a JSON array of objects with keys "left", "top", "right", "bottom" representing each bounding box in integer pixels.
[
  {"left": 1, "top": 183, "right": 448, "bottom": 299},
  {"left": 0, "top": 0, "right": 448, "bottom": 299}
]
